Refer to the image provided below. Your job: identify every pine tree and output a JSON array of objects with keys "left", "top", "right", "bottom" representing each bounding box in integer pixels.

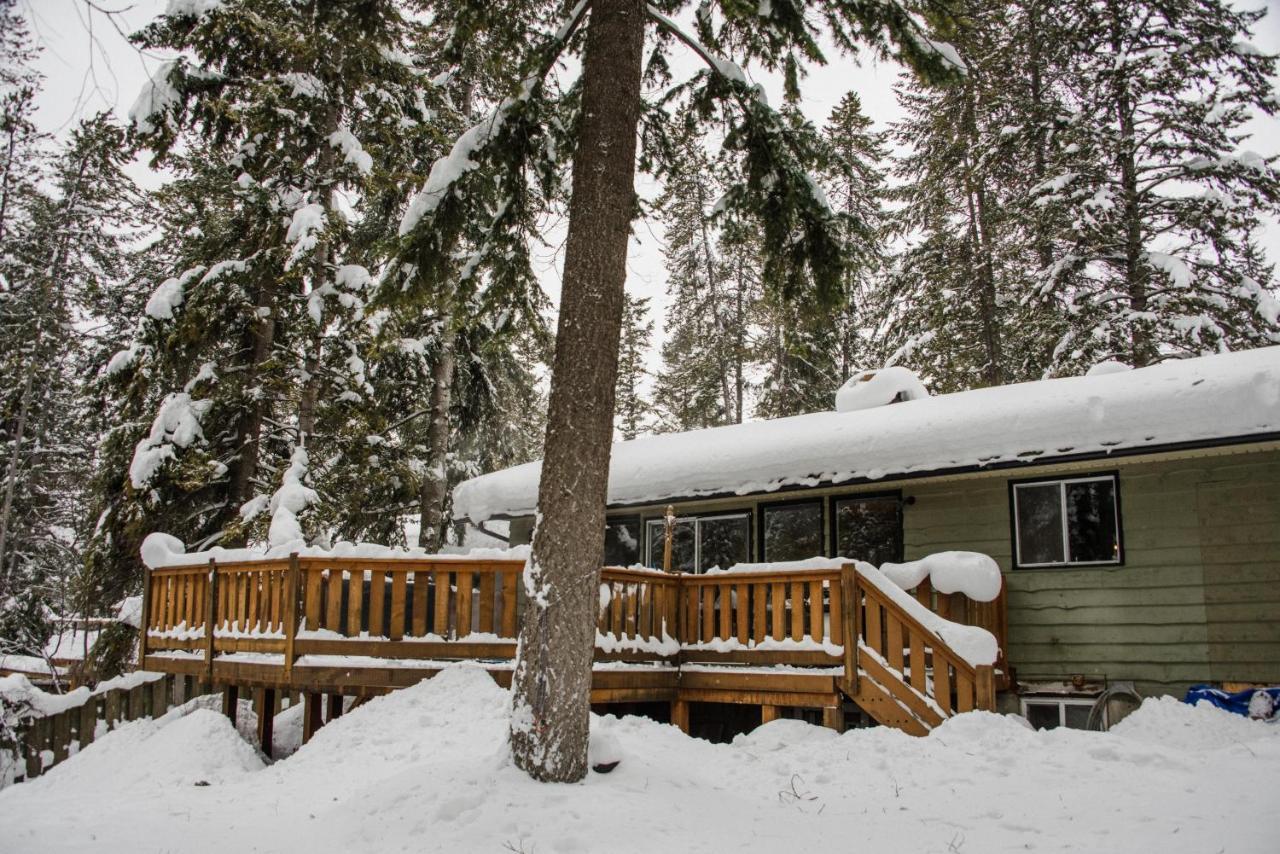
[
  {"left": 1036, "top": 0, "right": 1280, "bottom": 371},
  {"left": 614, "top": 291, "right": 654, "bottom": 440}
]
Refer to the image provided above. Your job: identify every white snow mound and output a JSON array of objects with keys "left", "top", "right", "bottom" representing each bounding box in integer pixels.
[
  {"left": 834, "top": 366, "right": 929, "bottom": 413},
  {"left": 1111, "top": 695, "right": 1280, "bottom": 751}
]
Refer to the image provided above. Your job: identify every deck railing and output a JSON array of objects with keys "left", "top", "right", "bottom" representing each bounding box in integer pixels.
[{"left": 142, "top": 554, "right": 1000, "bottom": 729}]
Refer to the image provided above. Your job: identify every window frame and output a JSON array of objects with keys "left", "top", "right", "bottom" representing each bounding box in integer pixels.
[
  {"left": 757, "top": 497, "right": 826, "bottom": 563},
  {"left": 827, "top": 490, "right": 905, "bottom": 565},
  {"left": 1008, "top": 471, "right": 1124, "bottom": 570},
  {"left": 642, "top": 510, "right": 753, "bottom": 573},
  {"left": 1020, "top": 696, "right": 1106, "bottom": 731}
]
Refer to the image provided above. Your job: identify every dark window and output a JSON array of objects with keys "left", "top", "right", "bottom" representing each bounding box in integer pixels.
[
  {"left": 604, "top": 517, "right": 642, "bottom": 567},
  {"left": 645, "top": 513, "right": 751, "bottom": 573},
  {"left": 1012, "top": 475, "right": 1121, "bottom": 568},
  {"left": 762, "top": 501, "right": 824, "bottom": 562},
  {"left": 833, "top": 495, "right": 902, "bottom": 566}
]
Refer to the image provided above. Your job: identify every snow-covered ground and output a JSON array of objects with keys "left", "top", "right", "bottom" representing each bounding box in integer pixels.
[{"left": 2, "top": 665, "right": 1277, "bottom": 853}]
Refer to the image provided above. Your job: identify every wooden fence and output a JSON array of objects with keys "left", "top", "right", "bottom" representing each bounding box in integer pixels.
[{"left": 4, "top": 672, "right": 192, "bottom": 784}]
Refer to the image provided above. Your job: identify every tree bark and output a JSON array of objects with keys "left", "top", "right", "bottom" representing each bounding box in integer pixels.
[
  {"left": 509, "top": 0, "right": 645, "bottom": 784},
  {"left": 418, "top": 310, "right": 456, "bottom": 551}
]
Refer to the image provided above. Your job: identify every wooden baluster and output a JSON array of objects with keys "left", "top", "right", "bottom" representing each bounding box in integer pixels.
[
  {"left": 433, "top": 568, "right": 450, "bottom": 637},
  {"left": 501, "top": 570, "right": 518, "bottom": 638},
  {"left": 326, "top": 568, "right": 343, "bottom": 634},
  {"left": 478, "top": 569, "right": 496, "bottom": 635},
  {"left": 684, "top": 584, "right": 699, "bottom": 644},
  {"left": 701, "top": 584, "right": 714, "bottom": 642},
  {"left": 828, "top": 578, "right": 843, "bottom": 646},
  {"left": 247, "top": 570, "right": 260, "bottom": 633},
  {"left": 936, "top": 658, "right": 953, "bottom": 715},
  {"left": 808, "top": 580, "right": 823, "bottom": 642},
  {"left": 205, "top": 560, "right": 217, "bottom": 676},
  {"left": 138, "top": 571, "right": 152, "bottom": 665},
  {"left": 909, "top": 629, "right": 927, "bottom": 695},
  {"left": 735, "top": 583, "right": 749, "bottom": 644},
  {"left": 789, "top": 581, "right": 804, "bottom": 641},
  {"left": 865, "top": 592, "right": 883, "bottom": 656},
  {"left": 218, "top": 569, "right": 231, "bottom": 632},
  {"left": 270, "top": 569, "right": 283, "bottom": 633},
  {"left": 161, "top": 576, "right": 173, "bottom": 632},
  {"left": 638, "top": 581, "right": 653, "bottom": 641},
  {"left": 346, "top": 567, "right": 364, "bottom": 637},
  {"left": 886, "top": 614, "right": 904, "bottom": 673},
  {"left": 390, "top": 570, "right": 407, "bottom": 640},
  {"left": 456, "top": 569, "right": 474, "bottom": 638},
  {"left": 625, "top": 583, "right": 639, "bottom": 638},
  {"left": 770, "top": 582, "right": 784, "bottom": 640},
  {"left": 608, "top": 581, "right": 623, "bottom": 636},
  {"left": 368, "top": 569, "right": 386, "bottom": 637},
  {"left": 955, "top": 670, "right": 974, "bottom": 712},
  {"left": 717, "top": 584, "right": 732, "bottom": 641},
  {"left": 304, "top": 564, "right": 322, "bottom": 632},
  {"left": 284, "top": 553, "right": 299, "bottom": 678},
  {"left": 411, "top": 570, "right": 429, "bottom": 637},
  {"left": 752, "top": 582, "right": 767, "bottom": 644}
]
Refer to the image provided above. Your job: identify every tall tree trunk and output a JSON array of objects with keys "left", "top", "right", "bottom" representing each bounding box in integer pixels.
[
  {"left": 225, "top": 280, "right": 277, "bottom": 539},
  {"left": 509, "top": 0, "right": 645, "bottom": 784},
  {"left": 418, "top": 311, "right": 456, "bottom": 551},
  {"left": 1109, "top": 12, "right": 1149, "bottom": 367}
]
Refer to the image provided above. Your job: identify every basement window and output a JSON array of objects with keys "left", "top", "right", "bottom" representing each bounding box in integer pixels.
[
  {"left": 1011, "top": 475, "right": 1122, "bottom": 568},
  {"left": 1021, "top": 696, "right": 1105, "bottom": 731}
]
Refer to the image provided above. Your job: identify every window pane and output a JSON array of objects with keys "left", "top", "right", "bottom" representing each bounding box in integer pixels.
[
  {"left": 834, "top": 497, "right": 902, "bottom": 566},
  {"left": 1063, "top": 703, "right": 1092, "bottom": 730},
  {"left": 604, "top": 517, "right": 641, "bottom": 567},
  {"left": 1015, "top": 484, "right": 1065, "bottom": 565},
  {"left": 698, "top": 515, "right": 751, "bottom": 572},
  {"left": 1025, "top": 702, "right": 1060, "bottom": 730},
  {"left": 1066, "top": 479, "right": 1118, "bottom": 563},
  {"left": 763, "top": 502, "right": 823, "bottom": 562},
  {"left": 646, "top": 519, "right": 695, "bottom": 572}
]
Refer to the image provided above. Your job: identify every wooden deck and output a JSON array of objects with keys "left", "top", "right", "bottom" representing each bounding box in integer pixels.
[{"left": 140, "top": 555, "right": 1005, "bottom": 751}]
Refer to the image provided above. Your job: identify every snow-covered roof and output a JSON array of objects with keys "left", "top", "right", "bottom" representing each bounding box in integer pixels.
[{"left": 453, "top": 346, "right": 1280, "bottom": 523}]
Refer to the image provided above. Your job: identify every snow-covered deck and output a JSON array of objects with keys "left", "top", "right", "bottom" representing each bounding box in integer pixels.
[{"left": 139, "top": 554, "right": 1002, "bottom": 751}]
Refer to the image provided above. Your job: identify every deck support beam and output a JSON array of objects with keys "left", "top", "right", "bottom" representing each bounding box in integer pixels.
[
  {"left": 327, "top": 693, "right": 344, "bottom": 722},
  {"left": 222, "top": 684, "right": 238, "bottom": 725},
  {"left": 670, "top": 699, "right": 689, "bottom": 733},
  {"left": 822, "top": 704, "right": 845, "bottom": 732},
  {"left": 256, "top": 687, "right": 275, "bottom": 758},
  {"left": 761, "top": 704, "right": 781, "bottom": 724},
  {"left": 303, "top": 692, "right": 323, "bottom": 744}
]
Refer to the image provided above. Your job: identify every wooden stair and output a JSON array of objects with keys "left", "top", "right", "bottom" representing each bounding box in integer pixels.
[{"left": 837, "top": 565, "right": 997, "bottom": 735}]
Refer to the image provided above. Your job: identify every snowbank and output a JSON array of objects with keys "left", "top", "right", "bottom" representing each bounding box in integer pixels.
[
  {"left": 1112, "top": 695, "right": 1280, "bottom": 751},
  {"left": 4, "top": 663, "right": 1279, "bottom": 854},
  {"left": 454, "top": 346, "right": 1280, "bottom": 522}
]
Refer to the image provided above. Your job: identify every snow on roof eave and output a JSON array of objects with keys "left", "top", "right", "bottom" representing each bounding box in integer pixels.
[{"left": 452, "top": 347, "right": 1280, "bottom": 524}]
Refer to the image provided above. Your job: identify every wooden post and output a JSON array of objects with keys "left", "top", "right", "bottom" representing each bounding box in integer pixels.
[
  {"left": 78, "top": 699, "right": 97, "bottom": 750},
  {"left": 670, "top": 699, "right": 689, "bottom": 734},
  {"left": 761, "top": 704, "right": 781, "bottom": 724},
  {"left": 138, "top": 567, "right": 151, "bottom": 666},
  {"left": 327, "top": 693, "right": 344, "bottom": 721},
  {"left": 52, "top": 710, "right": 71, "bottom": 764},
  {"left": 662, "top": 505, "right": 675, "bottom": 573},
  {"left": 205, "top": 558, "right": 218, "bottom": 680},
  {"left": 975, "top": 664, "right": 995, "bottom": 712},
  {"left": 222, "top": 684, "right": 239, "bottom": 725},
  {"left": 303, "top": 692, "right": 323, "bottom": 744},
  {"left": 256, "top": 687, "right": 275, "bottom": 758},
  {"left": 839, "top": 563, "right": 859, "bottom": 695},
  {"left": 284, "top": 553, "right": 300, "bottom": 680},
  {"left": 822, "top": 704, "right": 845, "bottom": 732}
]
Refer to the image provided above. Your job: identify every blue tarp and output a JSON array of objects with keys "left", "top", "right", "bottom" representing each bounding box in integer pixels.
[{"left": 1184, "top": 684, "right": 1280, "bottom": 718}]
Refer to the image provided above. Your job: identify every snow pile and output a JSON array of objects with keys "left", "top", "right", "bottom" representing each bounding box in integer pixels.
[
  {"left": 1086, "top": 359, "right": 1133, "bottom": 376},
  {"left": 880, "top": 551, "right": 1002, "bottom": 602},
  {"left": 129, "top": 393, "right": 211, "bottom": 488},
  {"left": 1111, "top": 695, "right": 1280, "bottom": 751},
  {"left": 139, "top": 531, "right": 531, "bottom": 570},
  {"left": 115, "top": 596, "right": 144, "bottom": 630},
  {"left": 267, "top": 447, "right": 319, "bottom": 549},
  {"left": 5, "top": 663, "right": 1279, "bottom": 853},
  {"left": 454, "top": 346, "right": 1280, "bottom": 522},
  {"left": 834, "top": 366, "right": 929, "bottom": 413}
]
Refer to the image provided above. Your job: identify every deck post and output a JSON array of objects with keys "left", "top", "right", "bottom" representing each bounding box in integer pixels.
[
  {"left": 670, "top": 699, "right": 689, "bottom": 734},
  {"left": 327, "top": 693, "right": 344, "bottom": 722},
  {"left": 761, "top": 704, "right": 781, "bottom": 724},
  {"left": 839, "top": 564, "right": 859, "bottom": 695},
  {"left": 256, "top": 687, "right": 275, "bottom": 758},
  {"left": 222, "top": 684, "right": 239, "bottom": 725},
  {"left": 975, "top": 664, "right": 995, "bottom": 712},
  {"left": 822, "top": 704, "right": 845, "bottom": 732},
  {"left": 285, "top": 552, "right": 300, "bottom": 680},
  {"left": 205, "top": 558, "right": 218, "bottom": 681},
  {"left": 303, "top": 692, "right": 323, "bottom": 743},
  {"left": 138, "top": 567, "right": 151, "bottom": 666}
]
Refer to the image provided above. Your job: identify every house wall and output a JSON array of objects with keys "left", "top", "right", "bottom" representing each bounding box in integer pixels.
[{"left": 506, "top": 444, "right": 1280, "bottom": 697}]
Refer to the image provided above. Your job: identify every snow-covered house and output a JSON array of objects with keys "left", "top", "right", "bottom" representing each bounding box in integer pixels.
[{"left": 454, "top": 346, "right": 1280, "bottom": 721}]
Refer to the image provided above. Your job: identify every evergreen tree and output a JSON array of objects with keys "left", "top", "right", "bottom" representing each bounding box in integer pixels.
[
  {"left": 614, "top": 291, "right": 654, "bottom": 440},
  {"left": 1036, "top": 0, "right": 1280, "bottom": 371}
]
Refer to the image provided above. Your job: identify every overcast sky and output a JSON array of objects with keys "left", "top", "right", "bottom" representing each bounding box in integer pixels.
[{"left": 20, "top": 0, "right": 1280, "bottom": 389}]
